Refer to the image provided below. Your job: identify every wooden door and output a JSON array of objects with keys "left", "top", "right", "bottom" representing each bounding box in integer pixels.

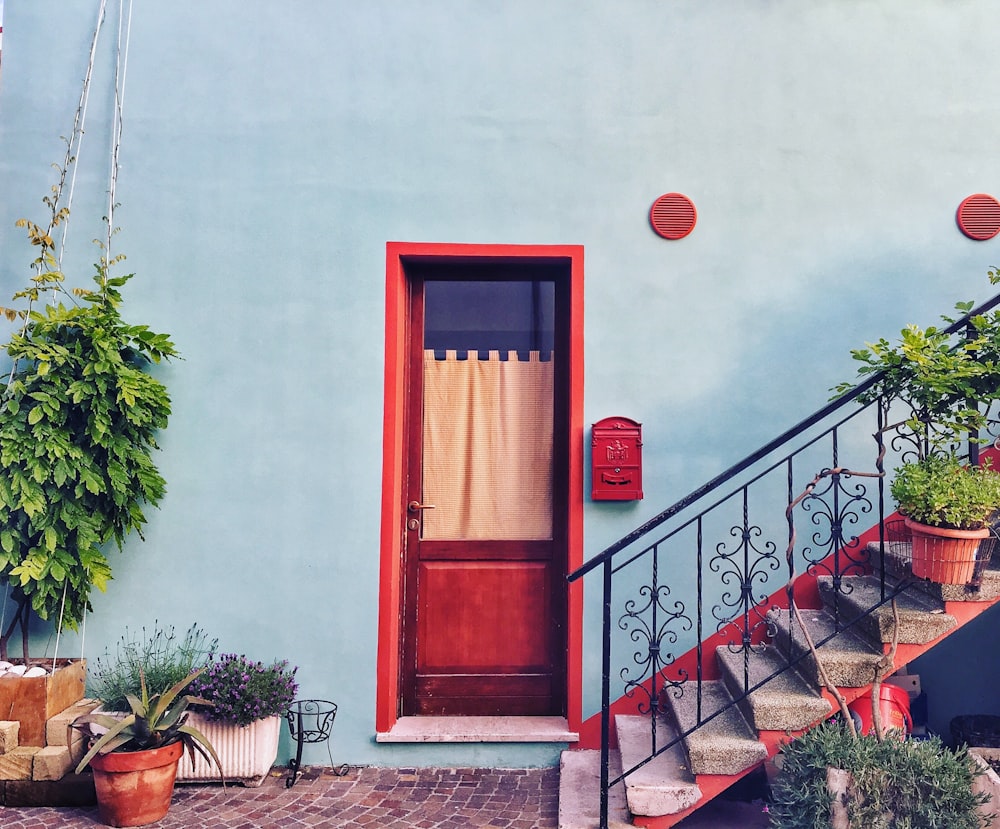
[{"left": 401, "top": 264, "right": 568, "bottom": 716}]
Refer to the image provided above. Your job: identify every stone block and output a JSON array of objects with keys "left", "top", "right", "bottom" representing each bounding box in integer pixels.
[
  {"left": 0, "top": 746, "right": 40, "bottom": 780},
  {"left": 46, "top": 698, "right": 99, "bottom": 765},
  {"left": 0, "top": 721, "right": 18, "bottom": 754},
  {"left": 32, "top": 745, "right": 73, "bottom": 781},
  {"left": 2, "top": 773, "right": 96, "bottom": 806},
  {"left": 0, "top": 660, "right": 86, "bottom": 746}
]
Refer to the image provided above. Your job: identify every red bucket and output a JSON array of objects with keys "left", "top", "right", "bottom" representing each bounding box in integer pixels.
[{"left": 848, "top": 684, "right": 912, "bottom": 737}]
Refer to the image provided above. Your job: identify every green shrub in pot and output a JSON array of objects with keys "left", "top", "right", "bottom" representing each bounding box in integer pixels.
[
  {"left": 76, "top": 669, "right": 220, "bottom": 771},
  {"left": 891, "top": 455, "right": 1000, "bottom": 530},
  {"left": 90, "top": 623, "right": 217, "bottom": 713},
  {"left": 75, "top": 668, "right": 222, "bottom": 827},
  {"left": 770, "top": 718, "right": 989, "bottom": 829}
]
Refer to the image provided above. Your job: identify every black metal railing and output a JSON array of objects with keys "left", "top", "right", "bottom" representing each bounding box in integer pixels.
[{"left": 567, "top": 291, "right": 1000, "bottom": 829}]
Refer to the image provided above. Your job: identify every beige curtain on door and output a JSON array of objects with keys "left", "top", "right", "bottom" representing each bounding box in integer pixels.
[{"left": 421, "top": 350, "right": 553, "bottom": 540}]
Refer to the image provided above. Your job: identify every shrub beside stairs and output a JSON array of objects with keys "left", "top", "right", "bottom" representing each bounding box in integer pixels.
[{"left": 558, "top": 545, "right": 1000, "bottom": 828}]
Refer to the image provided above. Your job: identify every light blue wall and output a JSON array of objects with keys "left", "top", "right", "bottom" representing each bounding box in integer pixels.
[{"left": 2, "top": 1, "right": 1000, "bottom": 766}]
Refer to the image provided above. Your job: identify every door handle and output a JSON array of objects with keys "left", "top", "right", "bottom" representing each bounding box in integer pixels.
[{"left": 408, "top": 501, "right": 436, "bottom": 513}]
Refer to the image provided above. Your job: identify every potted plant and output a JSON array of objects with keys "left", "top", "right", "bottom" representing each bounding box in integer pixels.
[
  {"left": 90, "top": 626, "right": 298, "bottom": 786},
  {"left": 90, "top": 623, "right": 217, "bottom": 713},
  {"left": 837, "top": 277, "right": 1000, "bottom": 583},
  {"left": 75, "top": 669, "right": 221, "bottom": 828},
  {"left": 182, "top": 652, "right": 299, "bottom": 785},
  {"left": 890, "top": 454, "right": 1000, "bottom": 583},
  {"left": 770, "top": 718, "right": 988, "bottom": 828}
]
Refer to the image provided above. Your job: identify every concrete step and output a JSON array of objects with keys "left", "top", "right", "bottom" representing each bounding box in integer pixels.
[
  {"left": 768, "top": 605, "right": 884, "bottom": 688},
  {"left": 817, "top": 575, "right": 957, "bottom": 645},
  {"left": 715, "top": 645, "right": 832, "bottom": 731},
  {"left": 660, "top": 681, "right": 767, "bottom": 776},
  {"left": 616, "top": 715, "right": 702, "bottom": 818},
  {"left": 867, "top": 540, "right": 1000, "bottom": 602},
  {"left": 558, "top": 749, "right": 632, "bottom": 829}
]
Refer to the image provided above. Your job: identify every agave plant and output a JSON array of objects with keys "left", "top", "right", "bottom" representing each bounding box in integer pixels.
[{"left": 75, "top": 667, "right": 222, "bottom": 775}]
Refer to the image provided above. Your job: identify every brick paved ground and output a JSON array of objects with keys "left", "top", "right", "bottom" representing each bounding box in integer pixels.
[{"left": 1, "top": 766, "right": 560, "bottom": 829}]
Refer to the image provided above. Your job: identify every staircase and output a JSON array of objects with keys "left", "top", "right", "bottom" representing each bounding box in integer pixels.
[
  {"left": 559, "top": 542, "right": 1000, "bottom": 828},
  {"left": 559, "top": 291, "right": 1000, "bottom": 829}
]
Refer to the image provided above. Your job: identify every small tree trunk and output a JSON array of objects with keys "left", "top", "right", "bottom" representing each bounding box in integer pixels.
[
  {"left": 0, "top": 597, "right": 31, "bottom": 663},
  {"left": 791, "top": 600, "right": 856, "bottom": 734},
  {"left": 827, "top": 767, "right": 852, "bottom": 829},
  {"left": 871, "top": 598, "right": 901, "bottom": 741}
]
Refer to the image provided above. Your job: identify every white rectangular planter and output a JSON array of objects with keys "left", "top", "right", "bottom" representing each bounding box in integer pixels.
[{"left": 175, "top": 712, "right": 281, "bottom": 787}]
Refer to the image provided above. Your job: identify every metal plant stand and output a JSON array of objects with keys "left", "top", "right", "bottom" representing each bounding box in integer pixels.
[{"left": 285, "top": 699, "right": 347, "bottom": 787}]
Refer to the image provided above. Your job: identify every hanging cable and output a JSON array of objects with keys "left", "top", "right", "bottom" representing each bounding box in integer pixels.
[
  {"left": 58, "top": 0, "right": 109, "bottom": 270},
  {"left": 73, "top": 0, "right": 131, "bottom": 662},
  {"left": 105, "top": 0, "right": 133, "bottom": 270},
  {"left": 4, "top": 0, "right": 107, "bottom": 389},
  {"left": 3, "top": 0, "right": 134, "bottom": 671},
  {"left": 57, "top": 0, "right": 131, "bottom": 666},
  {"left": 53, "top": 0, "right": 116, "bottom": 666},
  {"left": 52, "top": 581, "right": 68, "bottom": 673}
]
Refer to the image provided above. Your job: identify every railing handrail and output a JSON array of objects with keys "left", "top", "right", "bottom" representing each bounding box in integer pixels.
[{"left": 567, "top": 290, "right": 1000, "bottom": 583}]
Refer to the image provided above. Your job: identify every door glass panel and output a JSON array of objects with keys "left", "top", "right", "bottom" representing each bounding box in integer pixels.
[
  {"left": 421, "top": 281, "right": 554, "bottom": 541},
  {"left": 424, "top": 280, "right": 555, "bottom": 355}
]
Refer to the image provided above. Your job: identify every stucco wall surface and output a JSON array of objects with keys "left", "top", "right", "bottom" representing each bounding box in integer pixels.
[{"left": 1, "top": 1, "right": 1000, "bottom": 765}]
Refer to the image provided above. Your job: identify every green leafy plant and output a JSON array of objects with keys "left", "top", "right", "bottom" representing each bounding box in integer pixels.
[
  {"left": 75, "top": 668, "right": 222, "bottom": 774},
  {"left": 91, "top": 623, "right": 217, "bottom": 713},
  {"left": 836, "top": 318, "right": 994, "bottom": 443},
  {"left": 834, "top": 271, "right": 1000, "bottom": 450},
  {"left": 0, "top": 173, "right": 177, "bottom": 660},
  {"left": 770, "top": 719, "right": 990, "bottom": 829},
  {"left": 891, "top": 454, "right": 1000, "bottom": 530},
  {"left": 188, "top": 653, "right": 299, "bottom": 727}
]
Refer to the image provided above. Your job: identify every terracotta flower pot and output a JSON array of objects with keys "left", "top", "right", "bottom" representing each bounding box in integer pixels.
[
  {"left": 904, "top": 517, "right": 989, "bottom": 584},
  {"left": 89, "top": 740, "right": 183, "bottom": 827}
]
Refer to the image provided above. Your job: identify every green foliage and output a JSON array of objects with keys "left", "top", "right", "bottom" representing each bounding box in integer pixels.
[
  {"left": 90, "top": 623, "right": 217, "bottom": 714},
  {"left": 0, "top": 184, "right": 177, "bottom": 659},
  {"left": 833, "top": 272, "right": 1000, "bottom": 449},
  {"left": 75, "top": 667, "right": 221, "bottom": 775},
  {"left": 188, "top": 653, "right": 299, "bottom": 726},
  {"left": 891, "top": 455, "right": 1000, "bottom": 530},
  {"left": 770, "top": 719, "right": 990, "bottom": 829}
]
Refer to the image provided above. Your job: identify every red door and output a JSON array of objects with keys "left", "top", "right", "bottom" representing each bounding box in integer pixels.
[{"left": 400, "top": 263, "right": 568, "bottom": 716}]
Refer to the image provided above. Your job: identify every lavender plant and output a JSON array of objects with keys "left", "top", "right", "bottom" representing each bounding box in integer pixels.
[
  {"left": 187, "top": 653, "right": 298, "bottom": 727},
  {"left": 92, "top": 622, "right": 216, "bottom": 712}
]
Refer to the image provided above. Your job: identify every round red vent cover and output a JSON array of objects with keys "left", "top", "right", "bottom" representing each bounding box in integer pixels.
[
  {"left": 649, "top": 193, "right": 697, "bottom": 240},
  {"left": 957, "top": 194, "right": 1000, "bottom": 241}
]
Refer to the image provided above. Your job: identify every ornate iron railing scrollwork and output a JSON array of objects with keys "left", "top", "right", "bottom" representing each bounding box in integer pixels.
[
  {"left": 800, "top": 468, "right": 875, "bottom": 624},
  {"left": 710, "top": 512, "right": 779, "bottom": 645},
  {"left": 567, "top": 291, "right": 1000, "bottom": 829},
  {"left": 617, "top": 581, "right": 691, "bottom": 718}
]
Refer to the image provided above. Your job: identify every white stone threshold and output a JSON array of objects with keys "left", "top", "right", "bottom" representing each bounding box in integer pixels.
[{"left": 375, "top": 716, "right": 578, "bottom": 744}]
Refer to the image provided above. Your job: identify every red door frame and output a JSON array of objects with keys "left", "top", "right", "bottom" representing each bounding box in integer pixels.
[{"left": 376, "top": 241, "right": 584, "bottom": 735}]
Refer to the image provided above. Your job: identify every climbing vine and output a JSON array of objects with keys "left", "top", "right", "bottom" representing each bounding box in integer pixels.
[{"left": 0, "top": 173, "right": 176, "bottom": 661}]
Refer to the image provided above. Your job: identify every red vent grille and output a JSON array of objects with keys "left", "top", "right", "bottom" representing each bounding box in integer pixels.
[
  {"left": 649, "top": 193, "right": 697, "bottom": 240},
  {"left": 957, "top": 194, "right": 1000, "bottom": 241}
]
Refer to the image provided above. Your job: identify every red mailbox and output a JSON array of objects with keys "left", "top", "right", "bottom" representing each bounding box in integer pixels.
[{"left": 591, "top": 417, "right": 643, "bottom": 501}]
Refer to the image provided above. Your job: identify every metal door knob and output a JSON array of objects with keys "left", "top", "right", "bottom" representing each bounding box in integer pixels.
[{"left": 408, "top": 501, "right": 436, "bottom": 513}]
